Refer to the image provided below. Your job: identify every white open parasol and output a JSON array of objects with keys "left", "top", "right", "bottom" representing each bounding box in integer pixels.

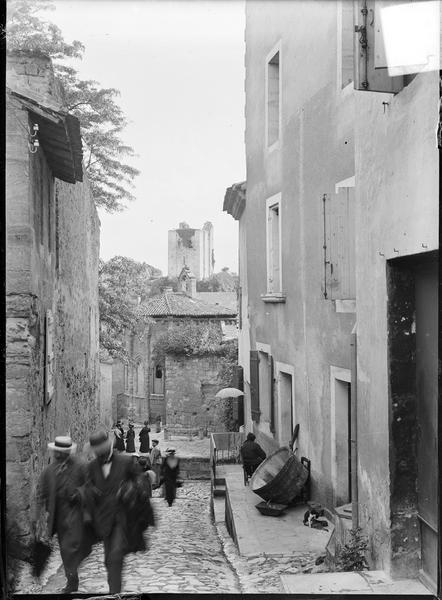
[{"left": 215, "top": 387, "right": 244, "bottom": 399}]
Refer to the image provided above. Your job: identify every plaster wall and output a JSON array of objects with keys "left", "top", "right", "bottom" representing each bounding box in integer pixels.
[
  {"left": 354, "top": 72, "right": 439, "bottom": 573},
  {"left": 245, "top": 1, "right": 355, "bottom": 506}
]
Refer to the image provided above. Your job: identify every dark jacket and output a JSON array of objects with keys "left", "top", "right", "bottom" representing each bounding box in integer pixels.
[
  {"left": 240, "top": 440, "right": 266, "bottom": 466},
  {"left": 34, "top": 455, "right": 94, "bottom": 572},
  {"left": 86, "top": 452, "right": 136, "bottom": 539},
  {"left": 139, "top": 426, "right": 151, "bottom": 453},
  {"left": 125, "top": 428, "right": 135, "bottom": 453},
  {"left": 35, "top": 455, "right": 87, "bottom": 537}
]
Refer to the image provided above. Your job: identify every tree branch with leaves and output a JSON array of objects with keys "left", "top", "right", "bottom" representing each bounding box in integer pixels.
[{"left": 7, "top": 0, "right": 140, "bottom": 212}]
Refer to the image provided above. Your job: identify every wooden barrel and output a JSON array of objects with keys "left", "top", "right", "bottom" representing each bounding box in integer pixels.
[{"left": 250, "top": 447, "right": 309, "bottom": 504}]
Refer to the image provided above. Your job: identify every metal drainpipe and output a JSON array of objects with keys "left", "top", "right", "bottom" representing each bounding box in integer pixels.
[{"left": 350, "top": 323, "right": 359, "bottom": 529}]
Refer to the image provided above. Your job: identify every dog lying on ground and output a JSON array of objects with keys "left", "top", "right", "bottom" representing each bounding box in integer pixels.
[{"left": 303, "top": 509, "right": 328, "bottom": 529}]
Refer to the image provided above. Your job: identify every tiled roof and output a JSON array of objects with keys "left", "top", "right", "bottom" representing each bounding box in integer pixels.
[
  {"left": 140, "top": 291, "right": 237, "bottom": 318},
  {"left": 196, "top": 292, "right": 237, "bottom": 312}
]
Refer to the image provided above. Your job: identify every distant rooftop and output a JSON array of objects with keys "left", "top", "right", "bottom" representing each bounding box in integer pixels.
[
  {"left": 195, "top": 292, "right": 237, "bottom": 312},
  {"left": 140, "top": 290, "right": 237, "bottom": 318}
]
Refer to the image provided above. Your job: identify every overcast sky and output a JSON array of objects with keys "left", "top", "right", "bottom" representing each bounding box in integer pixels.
[{"left": 51, "top": 0, "right": 245, "bottom": 274}]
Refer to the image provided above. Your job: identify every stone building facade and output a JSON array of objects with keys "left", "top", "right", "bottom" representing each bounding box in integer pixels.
[
  {"left": 168, "top": 221, "right": 214, "bottom": 280},
  {"left": 111, "top": 272, "right": 237, "bottom": 428},
  {"left": 165, "top": 354, "right": 230, "bottom": 434},
  {"left": 6, "top": 52, "right": 100, "bottom": 555},
  {"left": 226, "top": 1, "right": 439, "bottom": 591}
]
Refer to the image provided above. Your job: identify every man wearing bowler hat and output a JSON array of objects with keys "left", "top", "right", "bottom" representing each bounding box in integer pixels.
[
  {"left": 34, "top": 435, "right": 93, "bottom": 593},
  {"left": 86, "top": 430, "right": 138, "bottom": 594}
]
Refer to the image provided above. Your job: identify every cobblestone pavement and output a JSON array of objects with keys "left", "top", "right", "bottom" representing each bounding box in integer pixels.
[
  {"left": 17, "top": 481, "right": 320, "bottom": 595},
  {"left": 216, "top": 521, "right": 319, "bottom": 594},
  {"left": 18, "top": 482, "right": 238, "bottom": 594}
]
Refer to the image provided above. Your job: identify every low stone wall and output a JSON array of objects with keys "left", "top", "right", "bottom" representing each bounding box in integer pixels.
[{"left": 179, "top": 457, "right": 211, "bottom": 480}]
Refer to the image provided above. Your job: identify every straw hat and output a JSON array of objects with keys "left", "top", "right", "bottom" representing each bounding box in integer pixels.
[{"left": 48, "top": 436, "right": 77, "bottom": 454}]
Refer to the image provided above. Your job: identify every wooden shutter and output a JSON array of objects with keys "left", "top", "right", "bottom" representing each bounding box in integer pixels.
[
  {"left": 238, "top": 286, "right": 242, "bottom": 330},
  {"left": 354, "top": 0, "right": 403, "bottom": 93},
  {"left": 45, "top": 310, "right": 54, "bottom": 404},
  {"left": 341, "top": 1, "right": 355, "bottom": 88},
  {"left": 324, "top": 190, "right": 356, "bottom": 300},
  {"left": 250, "top": 350, "right": 260, "bottom": 423},
  {"left": 234, "top": 365, "right": 244, "bottom": 391},
  {"left": 269, "top": 355, "right": 275, "bottom": 433}
]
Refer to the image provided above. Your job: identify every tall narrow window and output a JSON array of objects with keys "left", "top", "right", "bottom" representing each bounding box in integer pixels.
[
  {"left": 124, "top": 364, "right": 129, "bottom": 391},
  {"left": 266, "top": 197, "right": 281, "bottom": 293},
  {"left": 267, "top": 51, "right": 280, "bottom": 146}
]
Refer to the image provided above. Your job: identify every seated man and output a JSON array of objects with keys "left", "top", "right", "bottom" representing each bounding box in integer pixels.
[{"left": 240, "top": 433, "right": 266, "bottom": 477}]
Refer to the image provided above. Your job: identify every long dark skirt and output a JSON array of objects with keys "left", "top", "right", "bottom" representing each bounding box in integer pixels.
[
  {"left": 125, "top": 431, "right": 135, "bottom": 453},
  {"left": 164, "top": 480, "right": 177, "bottom": 506}
]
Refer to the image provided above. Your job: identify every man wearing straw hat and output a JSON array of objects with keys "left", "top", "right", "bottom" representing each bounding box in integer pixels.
[
  {"left": 33, "top": 435, "right": 93, "bottom": 594},
  {"left": 86, "top": 429, "right": 138, "bottom": 594}
]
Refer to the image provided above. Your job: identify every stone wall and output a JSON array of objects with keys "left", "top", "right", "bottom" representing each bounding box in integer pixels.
[
  {"left": 168, "top": 223, "right": 214, "bottom": 280},
  {"left": 112, "top": 332, "right": 149, "bottom": 423},
  {"left": 99, "top": 360, "right": 114, "bottom": 428},
  {"left": 6, "top": 52, "right": 100, "bottom": 558},
  {"left": 165, "top": 354, "right": 228, "bottom": 433}
]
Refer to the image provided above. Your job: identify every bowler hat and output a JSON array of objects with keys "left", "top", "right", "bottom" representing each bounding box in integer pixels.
[
  {"left": 48, "top": 436, "right": 77, "bottom": 454},
  {"left": 89, "top": 430, "right": 112, "bottom": 453}
]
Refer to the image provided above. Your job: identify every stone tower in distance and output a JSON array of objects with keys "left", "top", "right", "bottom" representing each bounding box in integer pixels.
[{"left": 168, "top": 221, "right": 214, "bottom": 280}]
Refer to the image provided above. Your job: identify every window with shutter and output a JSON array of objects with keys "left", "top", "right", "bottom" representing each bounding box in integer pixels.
[
  {"left": 266, "top": 194, "right": 282, "bottom": 294},
  {"left": 266, "top": 50, "right": 280, "bottom": 147},
  {"left": 354, "top": 0, "right": 404, "bottom": 93},
  {"left": 250, "top": 350, "right": 260, "bottom": 422},
  {"left": 323, "top": 185, "right": 356, "bottom": 300},
  {"left": 338, "top": 0, "right": 355, "bottom": 89}
]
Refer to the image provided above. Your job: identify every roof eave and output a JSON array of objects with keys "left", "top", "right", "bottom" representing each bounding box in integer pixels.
[
  {"left": 9, "top": 89, "right": 83, "bottom": 184},
  {"left": 223, "top": 181, "right": 246, "bottom": 221}
]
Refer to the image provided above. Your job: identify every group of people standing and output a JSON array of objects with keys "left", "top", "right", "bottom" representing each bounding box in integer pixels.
[
  {"left": 112, "top": 419, "right": 150, "bottom": 454},
  {"left": 33, "top": 421, "right": 181, "bottom": 595}
]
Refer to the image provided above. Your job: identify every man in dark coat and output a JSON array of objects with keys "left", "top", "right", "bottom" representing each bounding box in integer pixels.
[
  {"left": 86, "top": 430, "right": 139, "bottom": 594},
  {"left": 33, "top": 436, "right": 93, "bottom": 593},
  {"left": 240, "top": 433, "right": 267, "bottom": 477}
]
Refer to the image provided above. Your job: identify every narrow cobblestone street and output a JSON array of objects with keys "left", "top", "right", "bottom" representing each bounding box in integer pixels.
[
  {"left": 20, "top": 483, "right": 239, "bottom": 594},
  {"left": 17, "top": 481, "right": 319, "bottom": 594}
]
